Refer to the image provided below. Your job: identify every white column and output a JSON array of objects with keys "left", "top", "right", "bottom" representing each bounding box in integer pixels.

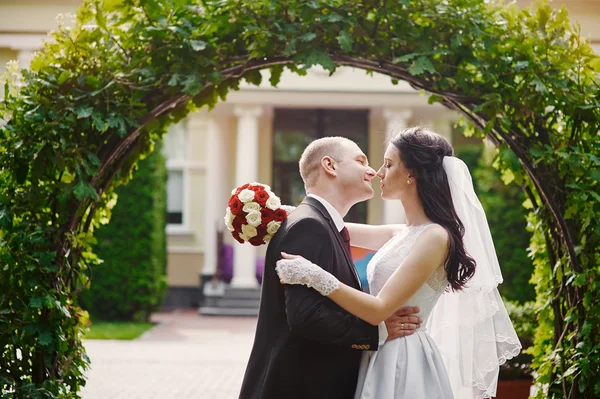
[
  {"left": 231, "top": 105, "right": 263, "bottom": 288},
  {"left": 17, "top": 50, "right": 35, "bottom": 70},
  {"left": 203, "top": 117, "right": 226, "bottom": 278},
  {"left": 382, "top": 108, "right": 412, "bottom": 225}
]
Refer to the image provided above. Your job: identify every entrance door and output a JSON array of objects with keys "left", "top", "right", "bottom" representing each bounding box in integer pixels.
[{"left": 272, "top": 108, "right": 369, "bottom": 223}]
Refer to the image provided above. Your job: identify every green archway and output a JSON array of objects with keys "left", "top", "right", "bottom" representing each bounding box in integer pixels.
[{"left": 1, "top": 0, "right": 599, "bottom": 398}]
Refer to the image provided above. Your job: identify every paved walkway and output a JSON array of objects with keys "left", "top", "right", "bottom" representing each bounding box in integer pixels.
[{"left": 80, "top": 309, "right": 257, "bottom": 399}]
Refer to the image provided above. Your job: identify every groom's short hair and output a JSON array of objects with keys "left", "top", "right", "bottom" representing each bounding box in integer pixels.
[{"left": 299, "top": 136, "right": 352, "bottom": 187}]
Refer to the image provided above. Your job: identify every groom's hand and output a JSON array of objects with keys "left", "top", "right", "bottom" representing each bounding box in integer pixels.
[{"left": 384, "top": 306, "right": 422, "bottom": 341}]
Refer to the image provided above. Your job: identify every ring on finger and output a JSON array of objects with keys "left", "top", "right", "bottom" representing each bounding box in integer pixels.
[{"left": 401, "top": 323, "right": 404, "bottom": 329}]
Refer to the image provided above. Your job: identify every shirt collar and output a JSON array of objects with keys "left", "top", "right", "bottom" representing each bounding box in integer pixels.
[{"left": 307, "top": 193, "right": 345, "bottom": 232}]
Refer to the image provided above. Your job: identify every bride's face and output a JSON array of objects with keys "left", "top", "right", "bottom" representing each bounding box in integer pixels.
[{"left": 376, "top": 144, "right": 413, "bottom": 200}]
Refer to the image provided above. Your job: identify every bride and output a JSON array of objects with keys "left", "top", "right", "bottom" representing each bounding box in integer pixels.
[{"left": 276, "top": 126, "right": 521, "bottom": 399}]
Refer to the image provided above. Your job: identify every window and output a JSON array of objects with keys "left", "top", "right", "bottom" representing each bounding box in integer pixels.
[
  {"left": 166, "top": 170, "right": 184, "bottom": 224},
  {"left": 272, "top": 109, "right": 369, "bottom": 223},
  {"left": 163, "top": 119, "right": 189, "bottom": 231}
]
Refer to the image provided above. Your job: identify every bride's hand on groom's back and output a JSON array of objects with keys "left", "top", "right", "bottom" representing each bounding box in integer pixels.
[{"left": 384, "top": 306, "right": 422, "bottom": 341}]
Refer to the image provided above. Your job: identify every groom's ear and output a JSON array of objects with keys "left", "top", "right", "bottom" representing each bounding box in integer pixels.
[{"left": 321, "top": 156, "right": 337, "bottom": 177}]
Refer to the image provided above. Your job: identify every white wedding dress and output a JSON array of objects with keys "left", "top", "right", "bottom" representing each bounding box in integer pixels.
[{"left": 355, "top": 223, "right": 454, "bottom": 399}]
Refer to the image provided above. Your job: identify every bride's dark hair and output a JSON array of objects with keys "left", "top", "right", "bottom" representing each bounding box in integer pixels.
[{"left": 390, "top": 126, "right": 476, "bottom": 291}]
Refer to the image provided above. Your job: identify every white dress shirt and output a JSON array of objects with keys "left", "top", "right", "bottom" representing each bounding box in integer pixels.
[{"left": 306, "top": 193, "right": 388, "bottom": 346}]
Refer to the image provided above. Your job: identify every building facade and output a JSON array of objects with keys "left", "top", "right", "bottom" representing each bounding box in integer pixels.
[{"left": 1, "top": 0, "right": 599, "bottom": 307}]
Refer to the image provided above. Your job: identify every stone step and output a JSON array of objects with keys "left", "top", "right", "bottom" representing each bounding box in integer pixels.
[
  {"left": 224, "top": 287, "right": 261, "bottom": 300},
  {"left": 198, "top": 306, "right": 259, "bottom": 317},
  {"left": 216, "top": 298, "right": 261, "bottom": 308},
  {"left": 198, "top": 285, "right": 261, "bottom": 317}
]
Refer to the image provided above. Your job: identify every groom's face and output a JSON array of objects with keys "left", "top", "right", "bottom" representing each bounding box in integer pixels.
[{"left": 334, "top": 141, "right": 376, "bottom": 203}]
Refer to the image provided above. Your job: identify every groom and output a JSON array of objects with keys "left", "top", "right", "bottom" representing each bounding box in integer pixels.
[{"left": 239, "top": 137, "right": 422, "bottom": 399}]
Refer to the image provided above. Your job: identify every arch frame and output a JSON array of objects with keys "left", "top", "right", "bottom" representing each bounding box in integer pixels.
[{"left": 1, "top": 0, "right": 599, "bottom": 398}]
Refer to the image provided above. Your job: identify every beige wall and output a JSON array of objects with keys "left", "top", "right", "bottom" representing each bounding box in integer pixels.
[
  {"left": 0, "top": 1, "right": 81, "bottom": 34},
  {"left": 367, "top": 110, "right": 387, "bottom": 225},
  {"left": 167, "top": 252, "right": 204, "bottom": 286}
]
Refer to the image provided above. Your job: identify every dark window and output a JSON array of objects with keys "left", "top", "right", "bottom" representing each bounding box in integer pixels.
[{"left": 272, "top": 109, "right": 369, "bottom": 223}]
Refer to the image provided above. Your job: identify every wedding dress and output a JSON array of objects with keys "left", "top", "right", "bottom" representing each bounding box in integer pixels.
[{"left": 354, "top": 223, "right": 454, "bottom": 399}]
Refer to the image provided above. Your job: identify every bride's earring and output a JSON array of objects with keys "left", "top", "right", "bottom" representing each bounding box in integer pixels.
[{"left": 407, "top": 179, "right": 412, "bottom": 185}]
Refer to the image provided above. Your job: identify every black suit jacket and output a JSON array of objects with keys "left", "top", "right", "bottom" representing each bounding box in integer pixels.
[{"left": 239, "top": 197, "right": 379, "bottom": 399}]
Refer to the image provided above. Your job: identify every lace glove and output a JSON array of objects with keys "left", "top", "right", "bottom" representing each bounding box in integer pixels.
[{"left": 276, "top": 256, "right": 340, "bottom": 296}]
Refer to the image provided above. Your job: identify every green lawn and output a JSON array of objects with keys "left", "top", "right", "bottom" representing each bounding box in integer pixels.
[{"left": 85, "top": 321, "right": 156, "bottom": 340}]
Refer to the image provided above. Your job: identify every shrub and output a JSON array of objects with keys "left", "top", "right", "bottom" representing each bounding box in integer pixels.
[{"left": 79, "top": 143, "right": 167, "bottom": 321}]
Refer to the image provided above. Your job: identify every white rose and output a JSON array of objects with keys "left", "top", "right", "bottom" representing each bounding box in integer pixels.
[
  {"left": 239, "top": 233, "right": 250, "bottom": 242},
  {"left": 265, "top": 195, "right": 281, "bottom": 210},
  {"left": 242, "top": 202, "right": 261, "bottom": 213},
  {"left": 241, "top": 224, "right": 257, "bottom": 238},
  {"left": 224, "top": 207, "right": 234, "bottom": 231},
  {"left": 266, "top": 221, "right": 281, "bottom": 235},
  {"left": 231, "top": 188, "right": 237, "bottom": 195},
  {"left": 238, "top": 189, "right": 255, "bottom": 203},
  {"left": 263, "top": 234, "right": 273, "bottom": 243},
  {"left": 245, "top": 211, "right": 262, "bottom": 227}
]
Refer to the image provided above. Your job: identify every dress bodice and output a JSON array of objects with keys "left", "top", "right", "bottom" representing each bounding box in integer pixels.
[{"left": 366, "top": 224, "right": 448, "bottom": 327}]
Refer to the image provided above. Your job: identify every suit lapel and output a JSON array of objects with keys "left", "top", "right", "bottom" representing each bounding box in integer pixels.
[{"left": 301, "top": 197, "right": 362, "bottom": 289}]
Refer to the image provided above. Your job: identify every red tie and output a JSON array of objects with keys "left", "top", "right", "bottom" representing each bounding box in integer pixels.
[{"left": 340, "top": 227, "right": 352, "bottom": 254}]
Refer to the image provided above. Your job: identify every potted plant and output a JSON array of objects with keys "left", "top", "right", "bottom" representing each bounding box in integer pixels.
[{"left": 497, "top": 300, "right": 536, "bottom": 398}]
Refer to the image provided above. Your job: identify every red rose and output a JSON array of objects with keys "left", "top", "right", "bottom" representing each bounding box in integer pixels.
[
  {"left": 228, "top": 196, "right": 243, "bottom": 215},
  {"left": 274, "top": 208, "right": 287, "bottom": 222},
  {"left": 249, "top": 235, "right": 265, "bottom": 246},
  {"left": 232, "top": 213, "right": 247, "bottom": 230},
  {"left": 256, "top": 225, "right": 268, "bottom": 237},
  {"left": 235, "top": 183, "right": 250, "bottom": 195},
  {"left": 254, "top": 189, "right": 270, "bottom": 206},
  {"left": 248, "top": 185, "right": 264, "bottom": 192},
  {"left": 260, "top": 208, "right": 275, "bottom": 224},
  {"left": 232, "top": 231, "right": 245, "bottom": 244}
]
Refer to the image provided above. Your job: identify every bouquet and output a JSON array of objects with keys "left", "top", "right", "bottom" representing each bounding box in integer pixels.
[{"left": 224, "top": 183, "right": 291, "bottom": 246}]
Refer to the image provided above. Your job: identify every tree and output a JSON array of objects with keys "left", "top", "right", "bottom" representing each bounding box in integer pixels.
[{"left": 0, "top": 0, "right": 598, "bottom": 397}]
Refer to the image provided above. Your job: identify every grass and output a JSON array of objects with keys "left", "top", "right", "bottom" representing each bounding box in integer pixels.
[{"left": 84, "top": 321, "right": 156, "bottom": 340}]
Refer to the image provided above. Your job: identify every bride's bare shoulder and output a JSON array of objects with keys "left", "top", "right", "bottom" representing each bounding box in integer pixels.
[{"left": 421, "top": 224, "right": 450, "bottom": 246}]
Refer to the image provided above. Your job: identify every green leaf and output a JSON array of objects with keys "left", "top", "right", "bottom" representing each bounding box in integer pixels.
[
  {"left": 299, "top": 32, "right": 317, "bottom": 42},
  {"left": 74, "top": 181, "right": 99, "bottom": 201},
  {"left": 92, "top": 112, "right": 107, "bottom": 133},
  {"left": 531, "top": 76, "right": 548, "bottom": 94},
  {"left": 29, "top": 297, "right": 43, "bottom": 309},
  {"left": 76, "top": 105, "right": 94, "bottom": 119},
  {"left": 514, "top": 60, "right": 529, "bottom": 70},
  {"left": 85, "top": 75, "right": 100, "bottom": 89},
  {"left": 301, "top": 50, "right": 335, "bottom": 72},
  {"left": 338, "top": 30, "right": 353, "bottom": 52},
  {"left": 182, "top": 74, "right": 203, "bottom": 96},
  {"left": 408, "top": 57, "right": 436, "bottom": 76},
  {"left": 393, "top": 53, "right": 419, "bottom": 64},
  {"left": 269, "top": 65, "right": 284, "bottom": 87},
  {"left": 38, "top": 331, "right": 53, "bottom": 347},
  {"left": 326, "top": 13, "right": 344, "bottom": 22},
  {"left": 57, "top": 71, "right": 72, "bottom": 86},
  {"left": 190, "top": 40, "right": 207, "bottom": 51},
  {"left": 55, "top": 301, "right": 71, "bottom": 318},
  {"left": 243, "top": 70, "right": 263, "bottom": 86},
  {"left": 529, "top": 147, "right": 544, "bottom": 157},
  {"left": 588, "top": 154, "right": 600, "bottom": 166},
  {"left": 428, "top": 94, "right": 444, "bottom": 104}
]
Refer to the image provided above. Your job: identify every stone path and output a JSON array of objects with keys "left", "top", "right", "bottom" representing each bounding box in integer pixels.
[{"left": 80, "top": 309, "right": 257, "bottom": 399}]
